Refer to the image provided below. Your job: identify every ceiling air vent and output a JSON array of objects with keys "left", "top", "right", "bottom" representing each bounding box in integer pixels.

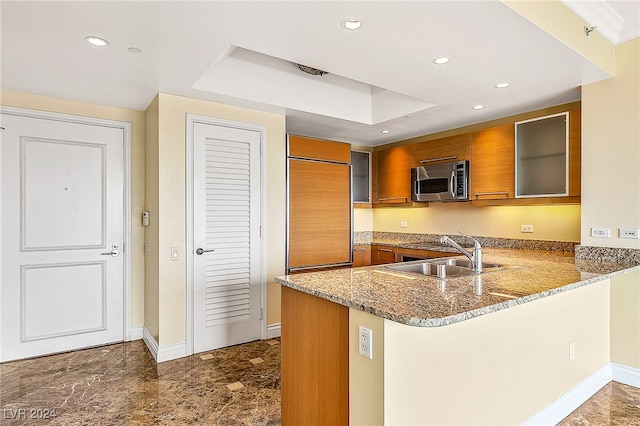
[{"left": 297, "top": 64, "right": 328, "bottom": 76}]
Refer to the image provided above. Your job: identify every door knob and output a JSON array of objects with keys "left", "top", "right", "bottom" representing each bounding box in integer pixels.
[
  {"left": 101, "top": 244, "right": 120, "bottom": 257},
  {"left": 196, "top": 248, "right": 215, "bottom": 255}
]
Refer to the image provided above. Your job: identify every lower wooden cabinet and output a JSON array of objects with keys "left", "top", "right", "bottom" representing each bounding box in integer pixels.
[
  {"left": 371, "top": 245, "right": 397, "bottom": 265},
  {"left": 353, "top": 244, "right": 372, "bottom": 267},
  {"left": 395, "top": 247, "right": 454, "bottom": 261},
  {"left": 281, "top": 286, "right": 349, "bottom": 425}
]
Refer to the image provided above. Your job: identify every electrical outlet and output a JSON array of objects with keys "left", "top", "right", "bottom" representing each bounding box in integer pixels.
[
  {"left": 400, "top": 221, "right": 408, "bottom": 228},
  {"left": 569, "top": 341, "right": 576, "bottom": 361},
  {"left": 358, "top": 326, "right": 373, "bottom": 359},
  {"left": 520, "top": 224, "right": 534, "bottom": 233},
  {"left": 591, "top": 227, "right": 611, "bottom": 238},
  {"left": 619, "top": 228, "right": 640, "bottom": 239}
]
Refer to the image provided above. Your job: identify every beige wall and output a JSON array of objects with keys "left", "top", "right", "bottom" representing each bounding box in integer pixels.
[
  {"left": 372, "top": 204, "right": 581, "bottom": 241},
  {"left": 581, "top": 38, "right": 640, "bottom": 249},
  {"left": 151, "top": 93, "right": 286, "bottom": 346},
  {"left": 349, "top": 308, "right": 384, "bottom": 426},
  {"left": 354, "top": 208, "right": 374, "bottom": 232},
  {"left": 382, "top": 279, "right": 610, "bottom": 425},
  {"left": 144, "top": 95, "right": 160, "bottom": 342},
  {"left": 0, "top": 90, "right": 147, "bottom": 331},
  {"left": 611, "top": 269, "right": 640, "bottom": 369}
]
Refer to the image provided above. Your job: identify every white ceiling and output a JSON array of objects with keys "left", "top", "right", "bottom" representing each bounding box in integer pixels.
[{"left": 1, "top": 1, "right": 638, "bottom": 146}]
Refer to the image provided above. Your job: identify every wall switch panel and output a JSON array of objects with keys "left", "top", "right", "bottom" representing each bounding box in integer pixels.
[
  {"left": 358, "top": 326, "right": 373, "bottom": 359},
  {"left": 400, "top": 221, "right": 408, "bottom": 228},
  {"left": 520, "top": 224, "right": 534, "bottom": 233},
  {"left": 591, "top": 228, "right": 611, "bottom": 238},
  {"left": 569, "top": 341, "right": 576, "bottom": 361},
  {"left": 171, "top": 247, "right": 180, "bottom": 260},
  {"left": 619, "top": 228, "right": 640, "bottom": 239}
]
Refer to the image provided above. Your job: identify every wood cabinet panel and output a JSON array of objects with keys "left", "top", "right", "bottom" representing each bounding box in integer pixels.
[
  {"left": 470, "top": 124, "right": 515, "bottom": 201},
  {"left": 373, "top": 145, "right": 411, "bottom": 204},
  {"left": 371, "top": 245, "right": 397, "bottom": 265},
  {"left": 395, "top": 247, "right": 453, "bottom": 260},
  {"left": 288, "top": 134, "right": 351, "bottom": 163},
  {"left": 353, "top": 244, "right": 372, "bottom": 267},
  {"left": 288, "top": 159, "right": 351, "bottom": 268},
  {"left": 410, "top": 133, "right": 471, "bottom": 167},
  {"left": 281, "top": 286, "right": 349, "bottom": 426},
  {"left": 471, "top": 106, "right": 581, "bottom": 205}
]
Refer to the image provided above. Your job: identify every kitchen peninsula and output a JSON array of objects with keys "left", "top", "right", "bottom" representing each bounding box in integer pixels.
[{"left": 275, "top": 242, "right": 639, "bottom": 425}]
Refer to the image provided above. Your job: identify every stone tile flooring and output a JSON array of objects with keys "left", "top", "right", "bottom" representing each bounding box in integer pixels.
[
  {"left": 0, "top": 340, "right": 280, "bottom": 425},
  {"left": 1, "top": 338, "right": 638, "bottom": 425},
  {"left": 558, "top": 380, "right": 640, "bottom": 425}
]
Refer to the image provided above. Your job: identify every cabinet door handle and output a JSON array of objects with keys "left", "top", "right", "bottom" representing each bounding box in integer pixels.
[
  {"left": 378, "top": 197, "right": 407, "bottom": 202},
  {"left": 420, "top": 155, "right": 457, "bottom": 164},
  {"left": 474, "top": 192, "right": 509, "bottom": 198},
  {"left": 378, "top": 248, "right": 393, "bottom": 252}
]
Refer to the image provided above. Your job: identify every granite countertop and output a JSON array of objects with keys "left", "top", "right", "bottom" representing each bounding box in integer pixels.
[{"left": 275, "top": 248, "right": 640, "bottom": 327}]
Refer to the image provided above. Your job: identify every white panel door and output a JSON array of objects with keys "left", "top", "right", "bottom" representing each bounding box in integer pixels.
[
  {"left": 192, "top": 121, "right": 262, "bottom": 353},
  {"left": 0, "top": 112, "right": 124, "bottom": 362}
]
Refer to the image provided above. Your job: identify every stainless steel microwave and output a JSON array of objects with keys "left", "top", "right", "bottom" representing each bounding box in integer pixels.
[{"left": 411, "top": 160, "right": 469, "bottom": 202}]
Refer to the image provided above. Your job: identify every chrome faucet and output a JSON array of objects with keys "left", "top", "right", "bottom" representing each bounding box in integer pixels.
[{"left": 440, "top": 232, "right": 483, "bottom": 273}]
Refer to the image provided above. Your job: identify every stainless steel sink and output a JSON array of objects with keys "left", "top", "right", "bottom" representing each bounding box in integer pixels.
[{"left": 383, "top": 257, "right": 506, "bottom": 279}]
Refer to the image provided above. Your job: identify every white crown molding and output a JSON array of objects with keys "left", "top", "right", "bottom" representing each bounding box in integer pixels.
[{"left": 562, "top": 0, "right": 625, "bottom": 44}]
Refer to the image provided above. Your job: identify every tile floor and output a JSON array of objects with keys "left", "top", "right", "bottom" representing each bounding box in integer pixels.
[
  {"left": 1, "top": 339, "right": 639, "bottom": 425},
  {"left": 558, "top": 380, "right": 640, "bottom": 425},
  {"left": 0, "top": 340, "right": 281, "bottom": 425}
]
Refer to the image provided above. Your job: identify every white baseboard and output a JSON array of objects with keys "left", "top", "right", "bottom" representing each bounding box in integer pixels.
[
  {"left": 142, "top": 326, "right": 159, "bottom": 361},
  {"left": 522, "top": 363, "right": 612, "bottom": 425},
  {"left": 129, "top": 327, "right": 143, "bottom": 341},
  {"left": 267, "top": 323, "right": 281, "bottom": 339},
  {"left": 142, "top": 326, "right": 188, "bottom": 363},
  {"left": 612, "top": 362, "right": 640, "bottom": 388}
]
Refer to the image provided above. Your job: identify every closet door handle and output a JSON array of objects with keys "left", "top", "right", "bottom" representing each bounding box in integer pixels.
[{"left": 196, "top": 248, "right": 215, "bottom": 255}]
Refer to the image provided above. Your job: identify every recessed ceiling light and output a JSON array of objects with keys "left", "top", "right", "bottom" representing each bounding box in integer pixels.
[
  {"left": 495, "top": 82, "right": 510, "bottom": 89},
  {"left": 381, "top": 129, "right": 390, "bottom": 134},
  {"left": 433, "top": 57, "right": 450, "bottom": 65},
  {"left": 342, "top": 19, "right": 363, "bottom": 30},
  {"left": 85, "top": 36, "right": 110, "bottom": 47},
  {"left": 473, "top": 104, "right": 485, "bottom": 110},
  {"left": 128, "top": 47, "right": 142, "bottom": 54}
]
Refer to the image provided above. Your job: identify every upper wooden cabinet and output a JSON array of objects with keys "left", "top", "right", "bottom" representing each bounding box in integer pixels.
[
  {"left": 470, "top": 124, "right": 515, "bottom": 201},
  {"left": 371, "top": 103, "right": 580, "bottom": 208},
  {"left": 410, "top": 133, "right": 471, "bottom": 167},
  {"left": 288, "top": 134, "right": 351, "bottom": 163},
  {"left": 373, "top": 145, "right": 412, "bottom": 204},
  {"left": 352, "top": 151, "right": 371, "bottom": 204},
  {"left": 470, "top": 107, "right": 580, "bottom": 206}
]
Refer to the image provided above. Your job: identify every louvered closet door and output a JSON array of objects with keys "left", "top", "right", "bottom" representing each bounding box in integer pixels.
[{"left": 193, "top": 122, "right": 262, "bottom": 353}]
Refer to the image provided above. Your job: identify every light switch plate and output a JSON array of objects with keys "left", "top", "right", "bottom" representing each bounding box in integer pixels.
[{"left": 171, "top": 247, "right": 180, "bottom": 260}]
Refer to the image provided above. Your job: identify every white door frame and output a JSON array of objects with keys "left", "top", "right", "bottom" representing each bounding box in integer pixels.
[
  {"left": 0, "top": 106, "right": 133, "bottom": 341},
  {"left": 186, "top": 114, "right": 267, "bottom": 356}
]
